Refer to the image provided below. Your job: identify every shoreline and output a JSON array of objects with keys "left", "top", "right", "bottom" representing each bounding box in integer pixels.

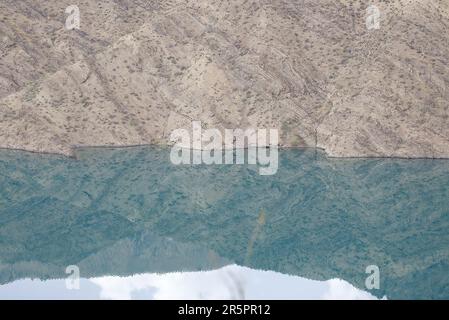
[{"left": 0, "top": 144, "right": 449, "bottom": 161}]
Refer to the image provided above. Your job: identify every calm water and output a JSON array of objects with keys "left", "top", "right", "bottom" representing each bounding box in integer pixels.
[{"left": 0, "top": 147, "right": 448, "bottom": 299}]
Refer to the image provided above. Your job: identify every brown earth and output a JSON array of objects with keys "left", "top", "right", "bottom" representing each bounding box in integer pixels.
[{"left": 0, "top": 0, "right": 448, "bottom": 157}]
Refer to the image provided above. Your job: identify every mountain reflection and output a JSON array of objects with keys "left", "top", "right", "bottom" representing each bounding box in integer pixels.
[{"left": 0, "top": 147, "right": 448, "bottom": 299}]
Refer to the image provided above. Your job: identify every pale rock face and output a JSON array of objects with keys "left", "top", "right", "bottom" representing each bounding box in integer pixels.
[{"left": 0, "top": 0, "right": 448, "bottom": 157}]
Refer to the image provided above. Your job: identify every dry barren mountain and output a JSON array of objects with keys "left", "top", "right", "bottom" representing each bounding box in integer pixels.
[{"left": 0, "top": 0, "right": 448, "bottom": 157}]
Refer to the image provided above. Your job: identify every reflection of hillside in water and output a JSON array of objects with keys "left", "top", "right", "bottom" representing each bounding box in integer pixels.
[{"left": 0, "top": 147, "right": 448, "bottom": 299}]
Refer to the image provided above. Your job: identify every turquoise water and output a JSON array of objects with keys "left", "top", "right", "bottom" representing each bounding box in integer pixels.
[{"left": 0, "top": 147, "right": 448, "bottom": 299}]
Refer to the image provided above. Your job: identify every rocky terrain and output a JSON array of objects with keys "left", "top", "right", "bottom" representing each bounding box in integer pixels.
[{"left": 0, "top": 0, "right": 448, "bottom": 157}]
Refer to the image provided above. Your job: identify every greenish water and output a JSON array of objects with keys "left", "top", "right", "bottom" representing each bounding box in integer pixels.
[{"left": 0, "top": 147, "right": 448, "bottom": 299}]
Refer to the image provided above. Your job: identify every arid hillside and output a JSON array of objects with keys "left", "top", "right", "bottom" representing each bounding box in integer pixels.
[{"left": 0, "top": 0, "right": 448, "bottom": 157}]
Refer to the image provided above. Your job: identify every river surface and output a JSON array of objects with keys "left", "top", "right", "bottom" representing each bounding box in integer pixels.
[{"left": 0, "top": 147, "right": 448, "bottom": 299}]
